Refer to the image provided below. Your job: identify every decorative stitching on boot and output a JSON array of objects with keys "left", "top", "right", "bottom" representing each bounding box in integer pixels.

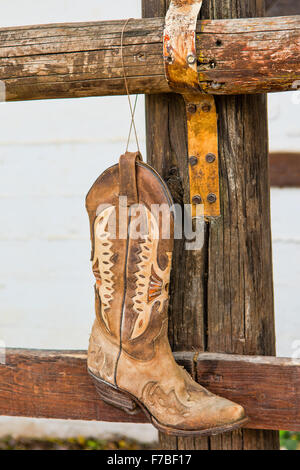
[
  {"left": 92, "top": 206, "right": 115, "bottom": 332},
  {"left": 88, "top": 334, "right": 115, "bottom": 383},
  {"left": 131, "top": 207, "right": 172, "bottom": 340},
  {"left": 141, "top": 381, "right": 189, "bottom": 419}
]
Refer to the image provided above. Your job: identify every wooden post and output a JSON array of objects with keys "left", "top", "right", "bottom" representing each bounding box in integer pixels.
[{"left": 142, "top": 0, "right": 280, "bottom": 451}]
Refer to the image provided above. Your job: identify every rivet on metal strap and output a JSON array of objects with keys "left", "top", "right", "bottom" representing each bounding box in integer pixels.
[
  {"left": 187, "top": 103, "right": 197, "bottom": 114},
  {"left": 207, "top": 193, "right": 217, "bottom": 204},
  {"left": 206, "top": 153, "right": 216, "bottom": 163},
  {"left": 192, "top": 195, "right": 202, "bottom": 205},
  {"left": 189, "top": 156, "right": 198, "bottom": 166}
]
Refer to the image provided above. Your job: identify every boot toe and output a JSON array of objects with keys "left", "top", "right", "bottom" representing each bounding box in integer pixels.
[
  {"left": 205, "top": 396, "right": 246, "bottom": 429},
  {"left": 175, "top": 396, "right": 246, "bottom": 432},
  {"left": 218, "top": 401, "right": 246, "bottom": 426}
]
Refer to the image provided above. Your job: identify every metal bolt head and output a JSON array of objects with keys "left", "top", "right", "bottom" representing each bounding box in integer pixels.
[
  {"left": 206, "top": 153, "right": 216, "bottom": 163},
  {"left": 169, "top": 166, "right": 178, "bottom": 176},
  {"left": 207, "top": 193, "right": 217, "bottom": 204},
  {"left": 201, "top": 103, "right": 212, "bottom": 113},
  {"left": 187, "top": 54, "right": 197, "bottom": 65},
  {"left": 187, "top": 104, "right": 197, "bottom": 114},
  {"left": 192, "top": 195, "right": 202, "bottom": 205},
  {"left": 189, "top": 156, "right": 198, "bottom": 166}
]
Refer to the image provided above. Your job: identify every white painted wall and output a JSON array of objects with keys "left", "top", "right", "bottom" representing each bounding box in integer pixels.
[
  {"left": 269, "top": 90, "right": 300, "bottom": 362},
  {"left": 0, "top": 1, "right": 299, "bottom": 440}
]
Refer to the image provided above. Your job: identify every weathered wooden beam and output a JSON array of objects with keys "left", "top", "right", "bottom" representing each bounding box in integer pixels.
[
  {"left": 0, "top": 349, "right": 148, "bottom": 424},
  {"left": 197, "top": 15, "right": 300, "bottom": 95},
  {"left": 0, "top": 349, "right": 299, "bottom": 432},
  {"left": 143, "top": 0, "right": 201, "bottom": 451},
  {"left": 197, "top": 0, "right": 279, "bottom": 452},
  {"left": 0, "top": 19, "right": 169, "bottom": 101},
  {"left": 270, "top": 153, "right": 300, "bottom": 187},
  {"left": 0, "top": 15, "right": 299, "bottom": 101},
  {"left": 266, "top": 0, "right": 300, "bottom": 17},
  {"left": 144, "top": 0, "right": 280, "bottom": 453},
  {"left": 196, "top": 353, "right": 300, "bottom": 434}
]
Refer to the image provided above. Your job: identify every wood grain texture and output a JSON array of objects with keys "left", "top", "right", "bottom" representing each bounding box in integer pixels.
[
  {"left": 0, "top": 349, "right": 299, "bottom": 433},
  {"left": 266, "top": 0, "right": 300, "bottom": 16},
  {"left": 143, "top": 1, "right": 209, "bottom": 450},
  {"left": 144, "top": 0, "right": 279, "bottom": 451},
  {"left": 0, "top": 15, "right": 299, "bottom": 101},
  {"left": 201, "top": 0, "right": 279, "bottom": 452},
  {"left": 0, "top": 19, "right": 169, "bottom": 101},
  {"left": 197, "top": 15, "right": 300, "bottom": 95},
  {"left": 270, "top": 153, "right": 300, "bottom": 187},
  {"left": 196, "top": 353, "right": 300, "bottom": 433},
  {"left": 0, "top": 349, "right": 147, "bottom": 424}
]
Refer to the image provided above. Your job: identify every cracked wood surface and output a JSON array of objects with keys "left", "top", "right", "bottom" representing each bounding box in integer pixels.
[
  {"left": 270, "top": 153, "right": 300, "bottom": 187},
  {"left": 0, "top": 15, "right": 299, "bottom": 101},
  {"left": 143, "top": 0, "right": 279, "bottom": 452},
  {"left": 0, "top": 349, "right": 299, "bottom": 433},
  {"left": 266, "top": 0, "right": 300, "bottom": 17}
]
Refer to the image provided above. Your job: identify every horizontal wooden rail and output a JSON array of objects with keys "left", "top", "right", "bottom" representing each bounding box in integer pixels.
[
  {"left": 270, "top": 153, "right": 300, "bottom": 187},
  {"left": 196, "top": 353, "right": 300, "bottom": 433},
  {"left": 0, "top": 349, "right": 299, "bottom": 432},
  {"left": 0, "top": 15, "right": 299, "bottom": 101},
  {"left": 266, "top": 0, "right": 300, "bottom": 17}
]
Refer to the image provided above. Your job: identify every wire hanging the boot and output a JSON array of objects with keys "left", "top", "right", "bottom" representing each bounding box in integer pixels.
[{"left": 121, "top": 18, "right": 140, "bottom": 153}]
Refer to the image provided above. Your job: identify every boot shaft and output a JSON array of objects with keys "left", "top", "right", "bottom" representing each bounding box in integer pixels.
[{"left": 86, "top": 152, "right": 174, "bottom": 360}]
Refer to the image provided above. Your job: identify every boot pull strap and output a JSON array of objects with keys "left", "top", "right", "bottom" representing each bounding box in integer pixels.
[{"left": 119, "top": 151, "right": 142, "bottom": 206}]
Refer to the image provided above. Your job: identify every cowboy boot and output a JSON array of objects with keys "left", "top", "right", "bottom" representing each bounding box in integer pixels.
[{"left": 86, "top": 152, "right": 247, "bottom": 436}]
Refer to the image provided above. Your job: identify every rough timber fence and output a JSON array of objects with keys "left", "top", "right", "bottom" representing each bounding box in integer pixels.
[
  {"left": 144, "top": 0, "right": 279, "bottom": 452},
  {"left": 0, "top": 0, "right": 299, "bottom": 453},
  {"left": 0, "top": 349, "right": 299, "bottom": 433},
  {"left": 0, "top": 15, "right": 299, "bottom": 101}
]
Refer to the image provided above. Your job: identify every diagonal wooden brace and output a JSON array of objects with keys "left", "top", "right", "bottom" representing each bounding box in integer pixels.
[{"left": 164, "top": 0, "right": 220, "bottom": 218}]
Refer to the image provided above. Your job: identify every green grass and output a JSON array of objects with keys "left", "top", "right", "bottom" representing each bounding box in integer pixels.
[
  {"left": 0, "top": 435, "right": 153, "bottom": 450},
  {"left": 280, "top": 431, "right": 300, "bottom": 450},
  {"left": 0, "top": 432, "right": 299, "bottom": 450}
]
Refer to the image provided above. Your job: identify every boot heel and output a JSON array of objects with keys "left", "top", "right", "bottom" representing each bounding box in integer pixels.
[{"left": 89, "top": 370, "right": 139, "bottom": 416}]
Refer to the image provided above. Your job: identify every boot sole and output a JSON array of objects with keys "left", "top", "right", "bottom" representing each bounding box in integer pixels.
[{"left": 88, "top": 370, "right": 249, "bottom": 437}]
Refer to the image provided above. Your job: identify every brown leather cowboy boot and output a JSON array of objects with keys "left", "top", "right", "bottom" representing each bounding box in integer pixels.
[{"left": 86, "top": 152, "right": 247, "bottom": 436}]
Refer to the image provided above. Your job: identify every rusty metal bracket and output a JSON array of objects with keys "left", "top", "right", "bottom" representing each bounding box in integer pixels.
[
  {"left": 164, "top": 0, "right": 220, "bottom": 218},
  {"left": 185, "top": 93, "right": 220, "bottom": 218}
]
